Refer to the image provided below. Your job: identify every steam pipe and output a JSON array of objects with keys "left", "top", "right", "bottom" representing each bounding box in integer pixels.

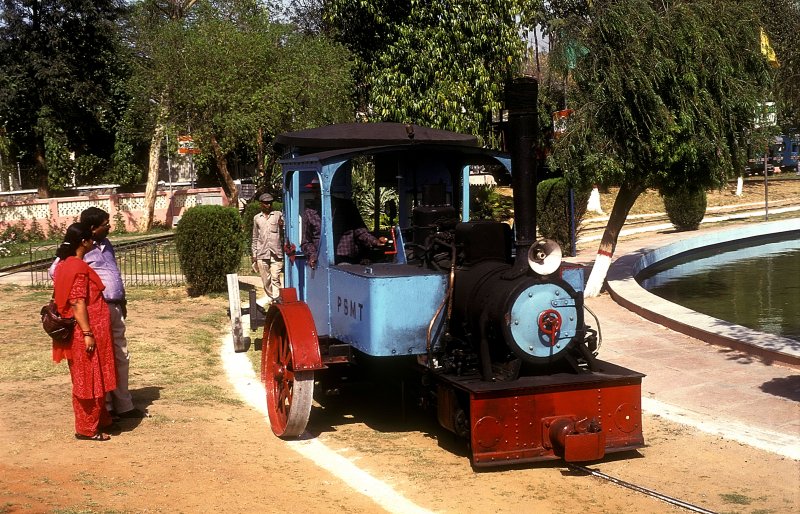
[
  {"left": 426, "top": 243, "right": 457, "bottom": 367},
  {"left": 504, "top": 77, "right": 539, "bottom": 278}
]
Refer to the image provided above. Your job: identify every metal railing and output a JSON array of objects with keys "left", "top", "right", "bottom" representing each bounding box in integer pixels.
[
  {"left": 3, "top": 235, "right": 186, "bottom": 287},
  {"left": 2, "top": 234, "right": 256, "bottom": 288},
  {"left": 115, "top": 236, "right": 185, "bottom": 287}
]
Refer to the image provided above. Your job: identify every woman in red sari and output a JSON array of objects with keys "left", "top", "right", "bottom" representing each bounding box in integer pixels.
[{"left": 52, "top": 223, "right": 117, "bottom": 441}]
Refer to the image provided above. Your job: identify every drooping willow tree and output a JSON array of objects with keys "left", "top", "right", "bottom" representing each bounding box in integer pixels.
[{"left": 547, "top": 0, "right": 775, "bottom": 296}]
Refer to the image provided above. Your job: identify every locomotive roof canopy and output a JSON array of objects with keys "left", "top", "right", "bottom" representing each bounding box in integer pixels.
[
  {"left": 274, "top": 122, "right": 480, "bottom": 156},
  {"left": 278, "top": 143, "right": 511, "bottom": 182}
]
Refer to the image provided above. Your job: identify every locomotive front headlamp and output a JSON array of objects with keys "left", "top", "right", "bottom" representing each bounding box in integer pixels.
[{"left": 528, "top": 239, "right": 562, "bottom": 276}]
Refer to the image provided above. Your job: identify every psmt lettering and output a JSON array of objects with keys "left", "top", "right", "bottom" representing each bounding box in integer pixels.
[{"left": 337, "top": 296, "right": 364, "bottom": 321}]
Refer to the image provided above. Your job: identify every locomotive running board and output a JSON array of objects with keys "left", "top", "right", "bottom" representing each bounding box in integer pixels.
[{"left": 434, "top": 360, "right": 645, "bottom": 467}]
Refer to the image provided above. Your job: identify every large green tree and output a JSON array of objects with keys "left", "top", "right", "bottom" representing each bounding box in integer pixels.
[
  {"left": 128, "top": 0, "right": 352, "bottom": 229},
  {"left": 124, "top": 0, "right": 199, "bottom": 231},
  {"left": 0, "top": 0, "right": 129, "bottom": 195},
  {"left": 324, "top": 0, "right": 534, "bottom": 145},
  {"left": 175, "top": 1, "right": 354, "bottom": 202},
  {"left": 546, "top": 0, "right": 774, "bottom": 296}
]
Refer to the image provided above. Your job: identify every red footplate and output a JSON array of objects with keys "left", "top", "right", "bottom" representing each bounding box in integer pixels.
[{"left": 438, "top": 361, "right": 645, "bottom": 467}]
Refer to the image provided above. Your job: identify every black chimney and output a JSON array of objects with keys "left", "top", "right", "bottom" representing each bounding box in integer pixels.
[{"left": 504, "top": 77, "right": 539, "bottom": 277}]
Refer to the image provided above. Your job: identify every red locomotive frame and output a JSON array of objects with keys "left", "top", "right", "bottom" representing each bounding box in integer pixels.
[{"left": 436, "top": 363, "right": 644, "bottom": 466}]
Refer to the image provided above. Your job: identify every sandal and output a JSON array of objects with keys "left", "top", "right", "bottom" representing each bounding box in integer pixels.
[{"left": 75, "top": 433, "right": 111, "bottom": 441}]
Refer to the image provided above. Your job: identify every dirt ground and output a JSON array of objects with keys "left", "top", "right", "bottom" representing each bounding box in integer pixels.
[
  {"left": 621, "top": 176, "right": 800, "bottom": 215},
  {"left": 1, "top": 284, "right": 798, "bottom": 514},
  {"left": 1, "top": 180, "right": 799, "bottom": 513}
]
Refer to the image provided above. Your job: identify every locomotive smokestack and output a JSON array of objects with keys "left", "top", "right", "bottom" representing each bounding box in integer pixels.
[{"left": 504, "top": 77, "right": 539, "bottom": 276}]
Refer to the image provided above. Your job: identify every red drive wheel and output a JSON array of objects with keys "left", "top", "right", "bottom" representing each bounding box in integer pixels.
[{"left": 262, "top": 309, "right": 314, "bottom": 438}]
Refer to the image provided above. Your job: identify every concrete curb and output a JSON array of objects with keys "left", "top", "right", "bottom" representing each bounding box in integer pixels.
[{"left": 606, "top": 219, "right": 800, "bottom": 368}]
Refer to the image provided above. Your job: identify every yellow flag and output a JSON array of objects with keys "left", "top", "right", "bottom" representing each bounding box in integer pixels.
[{"left": 760, "top": 28, "right": 780, "bottom": 68}]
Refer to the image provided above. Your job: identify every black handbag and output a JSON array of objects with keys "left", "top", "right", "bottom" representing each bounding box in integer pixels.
[{"left": 41, "top": 299, "right": 76, "bottom": 343}]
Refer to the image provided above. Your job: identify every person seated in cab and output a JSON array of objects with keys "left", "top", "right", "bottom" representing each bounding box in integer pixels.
[
  {"left": 300, "top": 178, "right": 387, "bottom": 268},
  {"left": 301, "top": 179, "right": 322, "bottom": 270},
  {"left": 331, "top": 196, "right": 387, "bottom": 265}
]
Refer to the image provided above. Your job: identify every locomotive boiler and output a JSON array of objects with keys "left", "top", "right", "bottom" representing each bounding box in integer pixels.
[{"left": 251, "top": 77, "right": 644, "bottom": 466}]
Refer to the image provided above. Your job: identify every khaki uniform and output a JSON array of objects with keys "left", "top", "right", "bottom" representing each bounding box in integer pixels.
[{"left": 252, "top": 211, "right": 284, "bottom": 300}]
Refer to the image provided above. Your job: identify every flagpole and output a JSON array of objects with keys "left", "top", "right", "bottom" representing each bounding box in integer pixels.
[{"left": 764, "top": 145, "right": 769, "bottom": 220}]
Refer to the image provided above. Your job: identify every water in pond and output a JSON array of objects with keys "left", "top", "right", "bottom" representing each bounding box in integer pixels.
[{"left": 639, "top": 234, "right": 800, "bottom": 341}]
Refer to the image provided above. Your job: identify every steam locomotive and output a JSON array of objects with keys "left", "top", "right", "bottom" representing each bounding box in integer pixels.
[{"left": 252, "top": 78, "right": 644, "bottom": 467}]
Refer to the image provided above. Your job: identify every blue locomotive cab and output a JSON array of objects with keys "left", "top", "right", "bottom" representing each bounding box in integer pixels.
[{"left": 277, "top": 130, "right": 509, "bottom": 358}]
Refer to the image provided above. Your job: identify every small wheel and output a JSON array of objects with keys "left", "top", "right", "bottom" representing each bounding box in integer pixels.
[{"left": 263, "top": 312, "right": 314, "bottom": 437}]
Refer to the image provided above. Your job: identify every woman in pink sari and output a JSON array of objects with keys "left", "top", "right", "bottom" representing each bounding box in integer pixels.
[{"left": 52, "top": 223, "right": 117, "bottom": 441}]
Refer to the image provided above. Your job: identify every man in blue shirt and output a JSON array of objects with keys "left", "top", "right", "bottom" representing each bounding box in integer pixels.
[{"left": 78, "top": 208, "right": 145, "bottom": 419}]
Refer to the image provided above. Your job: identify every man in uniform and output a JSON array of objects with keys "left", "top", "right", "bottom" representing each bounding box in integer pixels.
[{"left": 251, "top": 193, "right": 284, "bottom": 302}]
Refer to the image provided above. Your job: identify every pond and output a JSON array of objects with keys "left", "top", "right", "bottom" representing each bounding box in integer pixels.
[{"left": 639, "top": 234, "right": 800, "bottom": 341}]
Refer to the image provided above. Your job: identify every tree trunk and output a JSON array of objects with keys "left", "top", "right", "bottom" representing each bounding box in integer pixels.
[
  {"left": 256, "top": 126, "right": 264, "bottom": 178},
  {"left": 210, "top": 134, "right": 238, "bottom": 207},
  {"left": 584, "top": 181, "right": 646, "bottom": 297},
  {"left": 143, "top": 122, "right": 166, "bottom": 232},
  {"left": 34, "top": 141, "right": 49, "bottom": 198},
  {"left": 162, "top": 0, "right": 199, "bottom": 20}
]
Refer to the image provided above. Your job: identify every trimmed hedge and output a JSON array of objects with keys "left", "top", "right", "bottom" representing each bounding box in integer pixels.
[
  {"left": 536, "top": 178, "right": 590, "bottom": 251},
  {"left": 242, "top": 201, "right": 261, "bottom": 254},
  {"left": 175, "top": 205, "right": 245, "bottom": 295},
  {"left": 663, "top": 188, "right": 707, "bottom": 231}
]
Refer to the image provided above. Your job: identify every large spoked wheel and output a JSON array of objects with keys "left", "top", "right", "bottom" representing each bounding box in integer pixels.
[{"left": 263, "top": 312, "right": 314, "bottom": 438}]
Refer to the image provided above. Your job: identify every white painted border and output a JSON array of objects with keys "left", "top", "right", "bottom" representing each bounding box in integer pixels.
[
  {"left": 220, "top": 330, "right": 434, "bottom": 514},
  {"left": 642, "top": 397, "right": 800, "bottom": 460}
]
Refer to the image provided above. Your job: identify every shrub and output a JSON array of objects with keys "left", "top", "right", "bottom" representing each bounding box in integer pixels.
[
  {"left": 470, "top": 185, "right": 514, "bottom": 221},
  {"left": 536, "top": 178, "right": 590, "bottom": 252},
  {"left": 46, "top": 217, "right": 67, "bottom": 241},
  {"left": 0, "top": 225, "right": 29, "bottom": 258},
  {"left": 175, "top": 205, "right": 245, "bottom": 295},
  {"left": 242, "top": 200, "right": 262, "bottom": 252},
  {"left": 28, "top": 219, "right": 46, "bottom": 241},
  {"left": 0, "top": 221, "right": 50, "bottom": 243},
  {"left": 1, "top": 223, "right": 28, "bottom": 243},
  {"left": 112, "top": 211, "right": 128, "bottom": 235},
  {"left": 662, "top": 188, "right": 707, "bottom": 231}
]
